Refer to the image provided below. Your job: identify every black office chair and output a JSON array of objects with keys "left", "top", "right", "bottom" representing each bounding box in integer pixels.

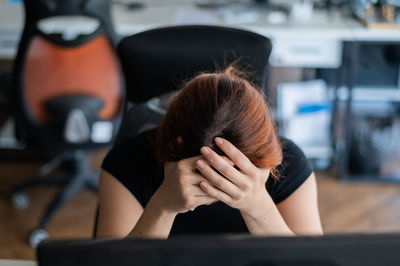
[
  {"left": 94, "top": 25, "right": 272, "bottom": 237},
  {"left": 11, "top": 0, "right": 124, "bottom": 246},
  {"left": 115, "top": 24, "right": 272, "bottom": 141}
]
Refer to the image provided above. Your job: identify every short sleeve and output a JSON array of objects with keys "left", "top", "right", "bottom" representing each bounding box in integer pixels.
[
  {"left": 101, "top": 129, "right": 162, "bottom": 207},
  {"left": 266, "top": 137, "right": 314, "bottom": 204}
]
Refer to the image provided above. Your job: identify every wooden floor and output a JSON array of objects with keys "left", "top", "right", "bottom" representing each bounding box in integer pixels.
[{"left": 2, "top": 155, "right": 400, "bottom": 260}]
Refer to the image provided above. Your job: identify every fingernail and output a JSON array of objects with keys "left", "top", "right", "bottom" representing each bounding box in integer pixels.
[
  {"left": 201, "top": 147, "right": 209, "bottom": 155},
  {"left": 215, "top": 137, "right": 223, "bottom": 145},
  {"left": 200, "top": 182, "right": 208, "bottom": 189},
  {"left": 197, "top": 160, "right": 205, "bottom": 168}
]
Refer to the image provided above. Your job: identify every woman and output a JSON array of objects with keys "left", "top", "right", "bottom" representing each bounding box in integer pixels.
[{"left": 96, "top": 67, "right": 323, "bottom": 238}]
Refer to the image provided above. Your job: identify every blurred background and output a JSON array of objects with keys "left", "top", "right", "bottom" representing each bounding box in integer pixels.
[{"left": 1, "top": 0, "right": 400, "bottom": 260}]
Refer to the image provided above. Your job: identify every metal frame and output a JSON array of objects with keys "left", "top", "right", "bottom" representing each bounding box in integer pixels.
[{"left": 335, "top": 40, "right": 400, "bottom": 182}]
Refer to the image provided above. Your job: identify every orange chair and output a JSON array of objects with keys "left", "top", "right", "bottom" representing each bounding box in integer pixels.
[{"left": 11, "top": 0, "right": 124, "bottom": 246}]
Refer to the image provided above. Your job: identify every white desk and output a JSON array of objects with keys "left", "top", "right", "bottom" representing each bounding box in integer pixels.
[
  {"left": 0, "top": 0, "right": 361, "bottom": 68},
  {"left": 1, "top": 1, "right": 400, "bottom": 64},
  {"left": 0, "top": 260, "right": 36, "bottom": 266}
]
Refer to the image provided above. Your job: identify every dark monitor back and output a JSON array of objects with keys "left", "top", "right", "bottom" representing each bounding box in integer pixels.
[{"left": 37, "top": 233, "right": 400, "bottom": 266}]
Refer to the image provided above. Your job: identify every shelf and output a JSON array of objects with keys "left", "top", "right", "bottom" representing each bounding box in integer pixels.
[{"left": 334, "top": 86, "right": 400, "bottom": 102}]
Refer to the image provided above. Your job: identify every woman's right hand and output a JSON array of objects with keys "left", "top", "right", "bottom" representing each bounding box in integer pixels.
[{"left": 152, "top": 156, "right": 218, "bottom": 214}]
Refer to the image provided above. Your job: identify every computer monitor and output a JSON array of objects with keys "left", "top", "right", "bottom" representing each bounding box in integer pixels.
[{"left": 37, "top": 233, "right": 400, "bottom": 266}]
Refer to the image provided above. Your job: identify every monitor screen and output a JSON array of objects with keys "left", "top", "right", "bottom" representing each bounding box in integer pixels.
[{"left": 37, "top": 233, "right": 400, "bottom": 266}]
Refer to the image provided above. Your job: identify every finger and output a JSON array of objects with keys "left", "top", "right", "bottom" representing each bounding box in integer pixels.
[
  {"left": 186, "top": 173, "right": 219, "bottom": 196},
  {"left": 194, "top": 195, "right": 218, "bottom": 206},
  {"left": 221, "top": 156, "right": 235, "bottom": 166},
  {"left": 175, "top": 156, "right": 203, "bottom": 173},
  {"left": 200, "top": 147, "right": 247, "bottom": 189},
  {"left": 189, "top": 172, "right": 214, "bottom": 186},
  {"left": 190, "top": 183, "right": 210, "bottom": 196},
  {"left": 214, "top": 137, "right": 254, "bottom": 174},
  {"left": 199, "top": 181, "right": 232, "bottom": 205},
  {"left": 196, "top": 159, "right": 240, "bottom": 198}
]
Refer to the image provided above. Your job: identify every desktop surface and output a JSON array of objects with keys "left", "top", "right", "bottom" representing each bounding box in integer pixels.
[
  {"left": 1, "top": 0, "right": 400, "bottom": 69},
  {"left": 0, "top": 260, "right": 36, "bottom": 266},
  {"left": 0, "top": 0, "right": 351, "bottom": 68}
]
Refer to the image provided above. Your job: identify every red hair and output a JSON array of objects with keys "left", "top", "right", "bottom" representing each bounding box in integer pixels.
[{"left": 156, "top": 67, "right": 282, "bottom": 179}]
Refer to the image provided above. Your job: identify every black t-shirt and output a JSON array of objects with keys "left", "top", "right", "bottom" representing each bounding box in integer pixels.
[{"left": 102, "top": 128, "right": 313, "bottom": 235}]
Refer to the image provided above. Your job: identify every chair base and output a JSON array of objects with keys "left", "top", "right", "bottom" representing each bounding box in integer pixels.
[{"left": 11, "top": 150, "right": 99, "bottom": 247}]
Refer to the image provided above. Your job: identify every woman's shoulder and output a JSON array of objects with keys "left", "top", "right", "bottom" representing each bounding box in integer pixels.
[
  {"left": 266, "top": 136, "right": 314, "bottom": 204},
  {"left": 112, "top": 127, "right": 157, "bottom": 154},
  {"left": 277, "top": 136, "right": 311, "bottom": 167},
  {"left": 101, "top": 128, "right": 162, "bottom": 206},
  {"left": 102, "top": 127, "right": 159, "bottom": 170},
  {"left": 279, "top": 136, "right": 299, "bottom": 150}
]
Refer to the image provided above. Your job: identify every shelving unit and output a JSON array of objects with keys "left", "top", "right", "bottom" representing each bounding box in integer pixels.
[{"left": 334, "top": 41, "right": 400, "bottom": 182}]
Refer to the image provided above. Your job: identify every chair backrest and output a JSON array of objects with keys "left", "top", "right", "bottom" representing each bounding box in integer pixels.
[
  {"left": 114, "top": 25, "right": 272, "bottom": 143},
  {"left": 13, "top": 0, "right": 124, "bottom": 151},
  {"left": 117, "top": 25, "right": 272, "bottom": 104}
]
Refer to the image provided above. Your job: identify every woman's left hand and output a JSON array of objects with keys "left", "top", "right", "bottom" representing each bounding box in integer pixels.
[{"left": 196, "top": 137, "right": 272, "bottom": 220}]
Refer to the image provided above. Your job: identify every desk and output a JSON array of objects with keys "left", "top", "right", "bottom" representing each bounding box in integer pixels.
[
  {"left": 0, "top": 0, "right": 353, "bottom": 68},
  {"left": 2, "top": 1, "right": 400, "bottom": 61},
  {"left": 0, "top": 260, "right": 36, "bottom": 266}
]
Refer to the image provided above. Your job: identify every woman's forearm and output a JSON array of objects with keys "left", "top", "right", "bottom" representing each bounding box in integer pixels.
[
  {"left": 127, "top": 191, "right": 176, "bottom": 239},
  {"left": 240, "top": 194, "right": 294, "bottom": 236}
]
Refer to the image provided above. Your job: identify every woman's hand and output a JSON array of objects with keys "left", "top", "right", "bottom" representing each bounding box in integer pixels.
[
  {"left": 195, "top": 137, "right": 272, "bottom": 220},
  {"left": 153, "top": 156, "right": 218, "bottom": 215}
]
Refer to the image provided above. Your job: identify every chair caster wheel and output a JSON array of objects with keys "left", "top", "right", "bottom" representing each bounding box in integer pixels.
[
  {"left": 29, "top": 228, "right": 49, "bottom": 247},
  {"left": 11, "top": 191, "right": 30, "bottom": 210}
]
